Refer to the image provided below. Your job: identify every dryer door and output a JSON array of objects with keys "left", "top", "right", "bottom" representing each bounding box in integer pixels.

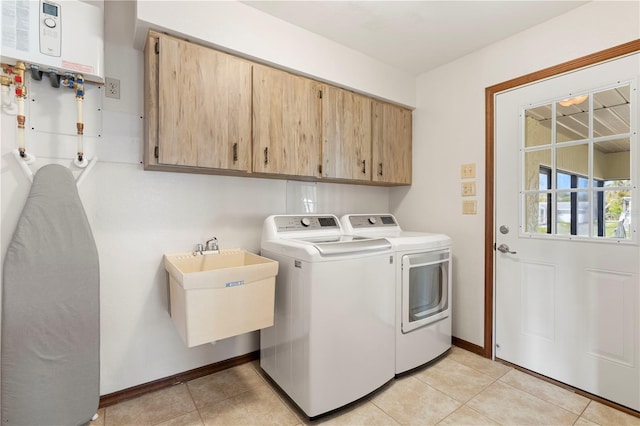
[{"left": 401, "top": 249, "right": 450, "bottom": 333}]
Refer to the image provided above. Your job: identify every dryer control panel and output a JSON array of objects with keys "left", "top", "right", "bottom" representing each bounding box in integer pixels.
[{"left": 347, "top": 214, "right": 397, "bottom": 228}]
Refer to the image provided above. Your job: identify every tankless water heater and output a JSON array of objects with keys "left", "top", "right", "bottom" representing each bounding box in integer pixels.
[{"left": 1, "top": 0, "right": 104, "bottom": 83}]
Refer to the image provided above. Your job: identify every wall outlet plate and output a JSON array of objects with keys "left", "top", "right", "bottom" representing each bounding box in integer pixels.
[
  {"left": 105, "top": 77, "right": 120, "bottom": 99},
  {"left": 462, "top": 200, "right": 477, "bottom": 215},
  {"left": 462, "top": 181, "right": 476, "bottom": 196},
  {"left": 461, "top": 163, "right": 476, "bottom": 179}
]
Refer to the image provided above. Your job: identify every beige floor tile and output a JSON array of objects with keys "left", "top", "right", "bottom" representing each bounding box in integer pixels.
[
  {"left": 371, "top": 376, "right": 460, "bottom": 425},
  {"left": 574, "top": 416, "right": 601, "bottom": 426},
  {"left": 154, "top": 410, "right": 203, "bottom": 426},
  {"left": 581, "top": 401, "right": 640, "bottom": 426},
  {"left": 414, "top": 357, "right": 496, "bottom": 403},
  {"left": 198, "top": 382, "right": 299, "bottom": 426},
  {"left": 447, "top": 346, "right": 512, "bottom": 379},
  {"left": 466, "top": 381, "right": 577, "bottom": 425},
  {"left": 105, "top": 384, "right": 196, "bottom": 426},
  {"left": 187, "top": 363, "right": 264, "bottom": 409},
  {"left": 313, "top": 401, "right": 400, "bottom": 426},
  {"left": 499, "top": 369, "right": 589, "bottom": 415},
  {"left": 437, "top": 406, "right": 500, "bottom": 425},
  {"left": 91, "top": 408, "right": 106, "bottom": 426}
]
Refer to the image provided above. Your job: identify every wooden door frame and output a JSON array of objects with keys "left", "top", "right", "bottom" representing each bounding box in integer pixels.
[{"left": 483, "top": 39, "right": 640, "bottom": 358}]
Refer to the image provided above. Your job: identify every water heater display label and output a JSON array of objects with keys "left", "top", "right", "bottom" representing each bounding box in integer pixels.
[{"left": 43, "top": 2, "right": 57, "bottom": 16}]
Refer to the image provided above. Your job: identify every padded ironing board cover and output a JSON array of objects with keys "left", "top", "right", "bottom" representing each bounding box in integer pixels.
[{"left": 2, "top": 164, "right": 100, "bottom": 425}]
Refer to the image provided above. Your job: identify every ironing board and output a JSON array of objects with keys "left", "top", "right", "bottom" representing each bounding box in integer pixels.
[{"left": 2, "top": 164, "right": 100, "bottom": 425}]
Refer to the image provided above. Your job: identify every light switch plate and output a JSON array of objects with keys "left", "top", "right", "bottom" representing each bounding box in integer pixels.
[
  {"left": 461, "top": 163, "right": 476, "bottom": 179},
  {"left": 463, "top": 200, "right": 477, "bottom": 215},
  {"left": 462, "top": 181, "right": 476, "bottom": 196}
]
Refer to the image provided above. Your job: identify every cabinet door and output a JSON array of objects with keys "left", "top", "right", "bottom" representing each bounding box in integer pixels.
[
  {"left": 322, "top": 86, "right": 372, "bottom": 181},
  {"left": 157, "top": 35, "right": 251, "bottom": 171},
  {"left": 372, "top": 101, "right": 412, "bottom": 185},
  {"left": 252, "top": 65, "right": 322, "bottom": 177}
]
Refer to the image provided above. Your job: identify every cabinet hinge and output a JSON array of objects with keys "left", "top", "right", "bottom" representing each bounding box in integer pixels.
[
  {"left": 154, "top": 146, "right": 159, "bottom": 159},
  {"left": 319, "top": 90, "right": 323, "bottom": 99},
  {"left": 318, "top": 164, "right": 323, "bottom": 174},
  {"left": 155, "top": 41, "right": 159, "bottom": 55}
]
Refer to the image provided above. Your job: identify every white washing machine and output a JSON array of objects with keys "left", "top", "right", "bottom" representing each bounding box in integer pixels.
[
  {"left": 341, "top": 214, "right": 452, "bottom": 375},
  {"left": 260, "top": 214, "right": 395, "bottom": 418}
]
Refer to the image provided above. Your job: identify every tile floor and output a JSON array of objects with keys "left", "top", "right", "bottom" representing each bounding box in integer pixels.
[{"left": 92, "top": 347, "right": 640, "bottom": 426}]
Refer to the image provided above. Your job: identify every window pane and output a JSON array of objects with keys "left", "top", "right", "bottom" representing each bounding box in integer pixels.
[
  {"left": 594, "top": 189, "right": 632, "bottom": 239},
  {"left": 576, "top": 191, "right": 589, "bottom": 236},
  {"left": 556, "top": 94, "right": 589, "bottom": 142},
  {"left": 577, "top": 177, "right": 588, "bottom": 189},
  {"left": 593, "top": 85, "right": 630, "bottom": 137},
  {"left": 525, "top": 150, "right": 551, "bottom": 190},
  {"left": 525, "top": 192, "right": 550, "bottom": 234},
  {"left": 557, "top": 172, "right": 572, "bottom": 190},
  {"left": 604, "top": 179, "right": 631, "bottom": 188},
  {"left": 556, "top": 191, "right": 572, "bottom": 235},
  {"left": 594, "top": 138, "right": 630, "bottom": 182},
  {"left": 557, "top": 144, "right": 588, "bottom": 180},
  {"left": 525, "top": 105, "right": 552, "bottom": 147}
]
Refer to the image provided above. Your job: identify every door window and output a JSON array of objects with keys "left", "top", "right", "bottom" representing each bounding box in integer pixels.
[{"left": 522, "top": 83, "right": 634, "bottom": 241}]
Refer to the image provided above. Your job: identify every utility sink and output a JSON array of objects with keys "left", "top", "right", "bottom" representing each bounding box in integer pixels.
[
  {"left": 164, "top": 249, "right": 279, "bottom": 347},
  {"left": 164, "top": 249, "right": 278, "bottom": 290}
]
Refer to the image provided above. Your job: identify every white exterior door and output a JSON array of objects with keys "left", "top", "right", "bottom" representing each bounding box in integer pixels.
[{"left": 495, "top": 54, "right": 640, "bottom": 410}]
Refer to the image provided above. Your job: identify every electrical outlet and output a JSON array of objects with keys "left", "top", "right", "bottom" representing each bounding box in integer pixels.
[
  {"left": 461, "top": 163, "right": 476, "bottom": 179},
  {"left": 461, "top": 181, "right": 476, "bottom": 197},
  {"left": 105, "top": 77, "right": 120, "bottom": 99}
]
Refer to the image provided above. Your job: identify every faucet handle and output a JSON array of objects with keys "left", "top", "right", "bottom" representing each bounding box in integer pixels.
[
  {"left": 194, "top": 243, "right": 204, "bottom": 256},
  {"left": 205, "top": 237, "right": 218, "bottom": 251}
]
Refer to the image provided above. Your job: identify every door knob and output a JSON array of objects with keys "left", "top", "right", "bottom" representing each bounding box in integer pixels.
[{"left": 497, "top": 244, "right": 516, "bottom": 254}]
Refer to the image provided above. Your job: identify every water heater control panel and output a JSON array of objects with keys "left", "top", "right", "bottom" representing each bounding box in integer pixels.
[{"left": 40, "top": 1, "right": 61, "bottom": 57}]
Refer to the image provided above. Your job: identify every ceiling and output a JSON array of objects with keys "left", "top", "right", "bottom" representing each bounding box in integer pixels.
[{"left": 241, "top": 1, "right": 589, "bottom": 76}]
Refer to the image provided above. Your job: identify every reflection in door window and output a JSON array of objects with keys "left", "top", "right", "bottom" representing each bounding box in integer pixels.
[{"left": 522, "top": 83, "right": 634, "bottom": 240}]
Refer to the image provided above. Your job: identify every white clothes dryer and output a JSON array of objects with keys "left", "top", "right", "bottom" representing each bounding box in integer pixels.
[
  {"left": 260, "top": 214, "right": 395, "bottom": 418},
  {"left": 341, "top": 214, "right": 452, "bottom": 375}
]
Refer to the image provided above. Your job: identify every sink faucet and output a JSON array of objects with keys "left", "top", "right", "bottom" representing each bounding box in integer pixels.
[
  {"left": 205, "top": 237, "right": 219, "bottom": 252},
  {"left": 193, "top": 237, "right": 219, "bottom": 256}
]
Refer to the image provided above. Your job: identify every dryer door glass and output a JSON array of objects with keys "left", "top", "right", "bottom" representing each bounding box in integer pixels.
[{"left": 402, "top": 250, "right": 450, "bottom": 333}]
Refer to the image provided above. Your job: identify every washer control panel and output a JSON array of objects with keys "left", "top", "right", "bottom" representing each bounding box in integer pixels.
[
  {"left": 274, "top": 215, "right": 340, "bottom": 232},
  {"left": 347, "top": 214, "right": 397, "bottom": 228}
]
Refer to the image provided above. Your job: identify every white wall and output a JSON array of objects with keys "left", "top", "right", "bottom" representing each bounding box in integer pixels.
[
  {"left": 390, "top": 1, "right": 640, "bottom": 346},
  {"left": 134, "top": 0, "right": 416, "bottom": 108},
  {"left": 0, "top": 1, "right": 406, "bottom": 395}
]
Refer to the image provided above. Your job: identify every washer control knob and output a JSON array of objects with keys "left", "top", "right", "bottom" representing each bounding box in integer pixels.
[
  {"left": 368, "top": 217, "right": 377, "bottom": 225},
  {"left": 301, "top": 217, "right": 311, "bottom": 227}
]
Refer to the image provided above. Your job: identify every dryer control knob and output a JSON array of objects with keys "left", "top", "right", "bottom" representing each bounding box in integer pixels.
[
  {"left": 368, "top": 217, "right": 377, "bottom": 225},
  {"left": 301, "top": 217, "right": 311, "bottom": 227}
]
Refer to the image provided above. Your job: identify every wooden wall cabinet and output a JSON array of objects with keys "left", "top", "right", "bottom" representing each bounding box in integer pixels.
[
  {"left": 145, "top": 32, "right": 252, "bottom": 173},
  {"left": 252, "top": 65, "right": 322, "bottom": 178},
  {"left": 372, "top": 101, "right": 412, "bottom": 185},
  {"left": 321, "top": 85, "right": 372, "bottom": 182},
  {"left": 144, "top": 31, "right": 412, "bottom": 186}
]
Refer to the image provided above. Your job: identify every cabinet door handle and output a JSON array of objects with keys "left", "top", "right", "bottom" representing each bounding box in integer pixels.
[
  {"left": 378, "top": 162, "right": 383, "bottom": 176},
  {"left": 232, "top": 143, "right": 238, "bottom": 163},
  {"left": 264, "top": 147, "right": 269, "bottom": 166},
  {"left": 362, "top": 160, "right": 366, "bottom": 174}
]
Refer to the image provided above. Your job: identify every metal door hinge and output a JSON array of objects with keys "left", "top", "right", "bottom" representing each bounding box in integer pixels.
[
  {"left": 154, "top": 146, "right": 159, "bottom": 158},
  {"left": 155, "top": 41, "right": 159, "bottom": 55},
  {"left": 319, "top": 90, "right": 323, "bottom": 99},
  {"left": 318, "top": 164, "right": 323, "bottom": 174}
]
